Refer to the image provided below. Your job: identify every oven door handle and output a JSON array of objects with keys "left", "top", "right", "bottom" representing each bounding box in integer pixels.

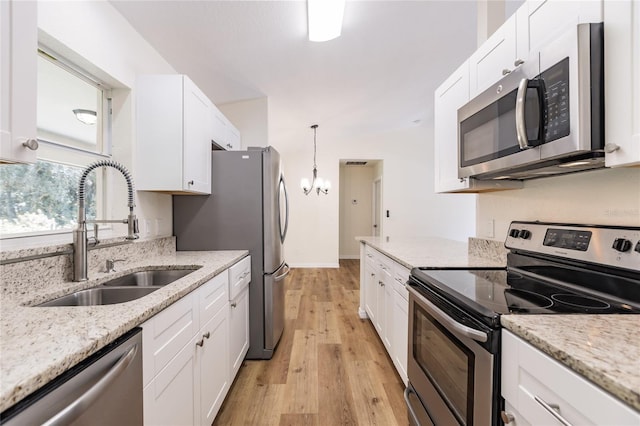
[{"left": 408, "top": 285, "right": 488, "bottom": 343}]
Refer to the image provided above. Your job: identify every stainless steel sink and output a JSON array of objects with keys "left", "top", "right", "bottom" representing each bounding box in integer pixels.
[
  {"left": 36, "top": 268, "right": 198, "bottom": 307},
  {"left": 99, "top": 269, "right": 198, "bottom": 287},
  {"left": 37, "top": 287, "right": 160, "bottom": 307}
]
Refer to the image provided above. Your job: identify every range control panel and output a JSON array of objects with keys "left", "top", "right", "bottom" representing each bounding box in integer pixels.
[{"left": 505, "top": 221, "right": 640, "bottom": 271}]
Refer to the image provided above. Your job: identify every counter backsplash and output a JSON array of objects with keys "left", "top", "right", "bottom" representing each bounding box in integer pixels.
[
  {"left": 468, "top": 237, "right": 508, "bottom": 264},
  {"left": 0, "top": 237, "right": 176, "bottom": 300}
]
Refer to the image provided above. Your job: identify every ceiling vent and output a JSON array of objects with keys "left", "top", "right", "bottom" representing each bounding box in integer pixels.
[{"left": 345, "top": 161, "right": 368, "bottom": 166}]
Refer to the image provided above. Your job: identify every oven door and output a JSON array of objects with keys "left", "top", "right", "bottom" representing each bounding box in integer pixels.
[{"left": 407, "top": 284, "right": 496, "bottom": 426}]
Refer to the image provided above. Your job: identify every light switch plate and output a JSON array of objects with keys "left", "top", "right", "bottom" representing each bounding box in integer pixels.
[{"left": 483, "top": 219, "right": 495, "bottom": 238}]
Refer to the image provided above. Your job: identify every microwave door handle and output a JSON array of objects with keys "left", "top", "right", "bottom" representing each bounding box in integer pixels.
[
  {"left": 516, "top": 78, "right": 532, "bottom": 149},
  {"left": 516, "top": 78, "right": 545, "bottom": 150}
]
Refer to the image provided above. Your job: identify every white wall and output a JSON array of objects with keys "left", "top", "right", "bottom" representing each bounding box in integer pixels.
[
  {"left": 37, "top": 0, "right": 176, "bottom": 240},
  {"left": 477, "top": 167, "right": 640, "bottom": 241},
  {"left": 339, "top": 164, "right": 375, "bottom": 259},
  {"left": 219, "top": 97, "right": 269, "bottom": 149},
  {"left": 276, "top": 122, "right": 477, "bottom": 267}
]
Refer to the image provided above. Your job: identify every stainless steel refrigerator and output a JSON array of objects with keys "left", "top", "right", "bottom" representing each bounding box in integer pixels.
[{"left": 173, "top": 146, "right": 290, "bottom": 359}]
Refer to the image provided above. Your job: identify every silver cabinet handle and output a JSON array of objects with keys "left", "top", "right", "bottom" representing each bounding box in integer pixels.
[
  {"left": 534, "top": 396, "right": 573, "bottom": 426},
  {"left": 22, "top": 139, "right": 39, "bottom": 150},
  {"left": 42, "top": 343, "right": 138, "bottom": 426},
  {"left": 187, "top": 180, "right": 194, "bottom": 185},
  {"left": 370, "top": 273, "right": 375, "bottom": 277},
  {"left": 502, "top": 68, "right": 512, "bottom": 75},
  {"left": 408, "top": 285, "right": 488, "bottom": 343},
  {"left": 366, "top": 253, "right": 373, "bottom": 258},
  {"left": 378, "top": 281, "right": 385, "bottom": 287},
  {"left": 231, "top": 301, "right": 237, "bottom": 308},
  {"left": 514, "top": 58, "right": 525, "bottom": 67},
  {"left": 203, "top": 331, "right": 210, "bottom": 339},
  {"left": 226, "top": 143, "right": 232, "bottom": 149},
  {"left": 196, "top": 339, "right": 204, "bottom": 347}
]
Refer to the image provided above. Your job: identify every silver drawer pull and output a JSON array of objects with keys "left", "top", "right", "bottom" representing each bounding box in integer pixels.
[
  {"left": 534, "top": 395, "right": 573, "bottom": 426},
  {"left": 196, "top": 339, "right": 204, "bottom": 347},
  {"left": 203, "top": 331, "right": 210, "bottom": 339}
]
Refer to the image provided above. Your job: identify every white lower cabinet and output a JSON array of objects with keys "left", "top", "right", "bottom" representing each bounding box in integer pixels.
[
  {"left": 502, "top": 330, "right": 640, "bottom": 426},
  {"left": 142, "top": 255, "right": 251, "bottom": 425},
  {"left": 360, "top": 243, "right": 409, "bottom": 384},
  {"left": 228, "top": 285, "right": 250, "bottom": 378}
]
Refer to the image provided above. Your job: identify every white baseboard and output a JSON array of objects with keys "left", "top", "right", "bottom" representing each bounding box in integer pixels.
[{"left": 287, "top": 262, "right": 340, "bottom": 268}]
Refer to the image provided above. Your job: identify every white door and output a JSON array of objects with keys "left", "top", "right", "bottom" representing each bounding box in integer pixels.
[{"left": 372, "top": 178, "right": 381, "bottom": 237}]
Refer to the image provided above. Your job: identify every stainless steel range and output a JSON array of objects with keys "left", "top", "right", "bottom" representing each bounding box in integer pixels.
[{"left": 405, "top": 221, "right": 640, "bottom": 426}]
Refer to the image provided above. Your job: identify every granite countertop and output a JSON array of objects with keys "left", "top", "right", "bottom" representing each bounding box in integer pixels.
[
  {"left": 502, "top": 315, "right": 640, "bottom": 411},
  {"left": 0, "top": 250, "right": 248, "bottom": 413},
  {"left": 356, "top": 235, "right": 507, "bottom": 269}
]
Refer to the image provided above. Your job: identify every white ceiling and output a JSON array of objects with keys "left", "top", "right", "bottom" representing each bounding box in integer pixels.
[{"left": 110, "top": 0, "right": 479, "bottom": 148}]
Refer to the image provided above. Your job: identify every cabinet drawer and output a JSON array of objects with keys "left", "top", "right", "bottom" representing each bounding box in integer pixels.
[
  {"left": 392, "top": 263, "right": 410, "bottom": 301},
  {"left": 376, "top": 253, "right": 393, "bottom": 280},
  {"left": 228, "top": 256, "right": 251, "bottom": 300},
  {"left": 142, "top": 293, "right": 197, "bottom": 386},
  {"left": 502, "top": 331, "right": 639, "bottom": 425},
  {"left": 199, "top": 273, "right": 229, "bottom": 326}
]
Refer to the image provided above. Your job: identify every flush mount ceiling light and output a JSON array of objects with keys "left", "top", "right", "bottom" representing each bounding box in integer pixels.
[
  {"left": 301, "top": 124, "right": 330, "bottom": 195},
  {"left": 72, "top": 109, "right": 97, "bottom": 125},
  {"left": 307, "top": 0, "right": 346, "bottom": 42}
]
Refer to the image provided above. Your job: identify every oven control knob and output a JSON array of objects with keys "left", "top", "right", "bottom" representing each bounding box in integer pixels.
[
  {"left": 635, "top": 241, "right": 640, "bottom": 254},
  {"left": 518, "top": 229, "right": 531, "bottom": 239},
  {"left": 509, "top": 229, "right": 520, "bottom": 238},
  {"left": 612, "top": 238, "right": 632, "bottom": 252}
]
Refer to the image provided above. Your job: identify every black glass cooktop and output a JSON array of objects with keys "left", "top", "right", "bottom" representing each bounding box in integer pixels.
[{"left": 410, "top": 266, "right": 640, "bottom": 322}]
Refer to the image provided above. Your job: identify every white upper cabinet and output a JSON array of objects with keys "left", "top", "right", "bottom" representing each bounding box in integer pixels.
[
  {"left": 517, "top": 0, "right": 602, "bottom": 59},
  {"left": 604, "top": 0, "right": 640, "bottom": 167},
  {"left": 434, "top": 61, "right": 471, "bottom": 193},
  {"left": 469, "top": 14, "right": 519, "bottom": 98},
  {"left": 0, "top": 0, "right": 38, "bottom": 164},
  {"left": 211, "top": 104, "right": 241, "bottom": 151},
  {"left": 136, "top": 74, "right": 212, "bottom": 194}
]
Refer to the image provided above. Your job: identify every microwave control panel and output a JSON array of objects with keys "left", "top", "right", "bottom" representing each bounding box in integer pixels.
[{"left": 541, "top": 57, "right": 570, "bottom": 142}]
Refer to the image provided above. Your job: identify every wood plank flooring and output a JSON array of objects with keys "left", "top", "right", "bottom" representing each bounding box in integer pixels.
[{"left": 213, "top": 260, "right": 409, "bottom": 426}]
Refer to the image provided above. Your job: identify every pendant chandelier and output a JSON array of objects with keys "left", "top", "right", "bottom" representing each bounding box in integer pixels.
[{"left": 301, "top": 124, "right": 330, "bottom": 195}]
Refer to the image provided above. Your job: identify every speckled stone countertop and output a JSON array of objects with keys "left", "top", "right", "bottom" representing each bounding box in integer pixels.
[
  {"left": 502, "top": 315, "right": 640, "bottom": 411},
  {"left": 0, "top": 250, "right": 248, "bottom": 413},
  {"left": 356, "top": 235, "right": 507, "bottom": 268}
]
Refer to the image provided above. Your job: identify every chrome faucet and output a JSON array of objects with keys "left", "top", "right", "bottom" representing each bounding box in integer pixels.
[{"left": 73, "top": 160, "right": 139, "bottom": 281}]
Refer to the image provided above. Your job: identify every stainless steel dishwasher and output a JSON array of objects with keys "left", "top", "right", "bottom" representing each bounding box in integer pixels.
[{"left": 1, "top": 328, "right": 143, "bottom": 425}]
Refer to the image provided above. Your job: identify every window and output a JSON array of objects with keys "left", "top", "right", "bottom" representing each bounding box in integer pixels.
[{"left": 0, "top": 50, "right": 111, "bottom": 237}]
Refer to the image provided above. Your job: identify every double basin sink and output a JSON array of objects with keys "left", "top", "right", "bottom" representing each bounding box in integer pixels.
[{"left": 37, "top": 269, "right": 198, "bottom": 307}]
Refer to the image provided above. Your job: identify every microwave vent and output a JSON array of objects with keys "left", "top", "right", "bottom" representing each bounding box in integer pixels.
[{"left": 345, "top": 161, "right": 368, "bottom": 166}]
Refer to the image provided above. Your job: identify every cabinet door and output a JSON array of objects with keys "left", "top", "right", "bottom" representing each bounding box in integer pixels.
[
  {"left": 363, "top": 256, "right": 378, "bottom": 322},
  {"left": 604, "top": 0, "right": 640, "bottom": 167},
  {"left": 143, "top": 335, "right": 198, "bottom": 426},
  {"left": 393, "top": 289, "right": 408, "bottom": 386},
  {"left": 381, "top": 274, "right": 393, "bottom": 352},
  {"left": 517, "top": 0, "right": 602, "bottom": 58},
  {"left": 434, "top": 61, "right": 470, "bottom": 193},
  {"left": 0, "top": 0, "right": 37, "bottom": 164},
  {"left": 183, "top": 77, "right": 212, "bottom": 194},
  {"left": 469, "top": 14, "right": 517, "bottom": 97},
  {"left": 229, "top": 286, "right": 249, "bottom": 378},
  {"left": 197, "top": 307, "right": 229, "bottom": 426}
]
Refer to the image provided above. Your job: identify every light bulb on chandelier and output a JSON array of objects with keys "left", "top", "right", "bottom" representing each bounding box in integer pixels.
[{"left": 301, "top": 124, "right": 330, "bottom": 195}]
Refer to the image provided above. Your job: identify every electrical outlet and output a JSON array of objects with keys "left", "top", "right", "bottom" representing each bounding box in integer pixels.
[
  {"left": 155, "top": 219, "right": 163, "bottom": 236},
  {"left": 143, "top": 219, "right": 152, "bottom": 236},
  {"left": 484, "top": 219, "right": 495, "bottom": 238}
]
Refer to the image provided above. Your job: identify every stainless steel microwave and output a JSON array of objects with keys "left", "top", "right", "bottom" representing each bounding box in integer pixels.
[{"left": 458, "top": 23, "right": 604, "bottom": 180}]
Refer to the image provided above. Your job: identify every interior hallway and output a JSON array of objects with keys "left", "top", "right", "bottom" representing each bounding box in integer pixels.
[{"left": 214, "top": 260, "right": 409, "bottom": 425}]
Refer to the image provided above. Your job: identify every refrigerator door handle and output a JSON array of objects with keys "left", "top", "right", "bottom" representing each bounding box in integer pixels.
[
  {"left": 274, "top": 262, "right": 290, "bottom": 281},
  {"left": 279, "top": 174, "right": 289, "bottom": 243}
]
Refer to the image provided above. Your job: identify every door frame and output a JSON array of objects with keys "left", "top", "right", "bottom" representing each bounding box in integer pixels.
[{"left": 372, "top": 177, "right": 382, "bottom": 237}]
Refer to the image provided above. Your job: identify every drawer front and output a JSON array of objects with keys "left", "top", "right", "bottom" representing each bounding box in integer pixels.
[
  {"left": 392, "top": 263, "right": 410, "bottom": 300},
  {"left": 142, "top": 293, "right": 197, "bottom": 386},
  {"left": 228, "top": 255, "right": 251, "bottom": 300},
  {"left": 502, "top": 331, "right": 640, "bottom": 425},
  {"left": 199, "top": 273, "right": 229, "bottom": 326}
]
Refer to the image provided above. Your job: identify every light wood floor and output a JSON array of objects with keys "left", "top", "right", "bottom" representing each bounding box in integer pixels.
[{"left": 213, "top": 260, "right": 409, "bottom": 426}]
